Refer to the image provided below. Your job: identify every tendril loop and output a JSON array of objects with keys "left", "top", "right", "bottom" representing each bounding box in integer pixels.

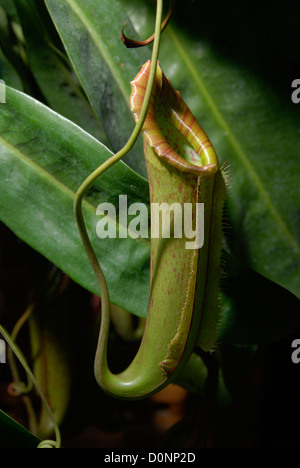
[
  {"left": 121, "top": 0, "right": 174, "bottom": 48},
  {"left": 37, "top": 440, "right": 57, "bottom": 449}
]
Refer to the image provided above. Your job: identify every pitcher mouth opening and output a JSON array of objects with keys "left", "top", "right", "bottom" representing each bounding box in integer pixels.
[{"left": 130, "top": 60, "right": 219, "bottom": 177}]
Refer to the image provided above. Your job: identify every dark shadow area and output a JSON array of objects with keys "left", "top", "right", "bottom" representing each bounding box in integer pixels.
[{"left": 171, "top": 0, "right": 300, "bottom": 105}]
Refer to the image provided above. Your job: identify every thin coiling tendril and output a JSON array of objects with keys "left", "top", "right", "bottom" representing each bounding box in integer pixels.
[
  {"left": 7, "top": 303, "right": 35, "bottom": 396},
  {"left": 73, "top": 0, "right": 165, "bottom": 345},
  {"left": 121, "top": 0, "right": 175, "bottom": 48},
  {"left": 37, "top": 440, "right": 57, "bottom": 449},
  {"left": 0, "top": 325, "right": 61, "bottom": 448}
]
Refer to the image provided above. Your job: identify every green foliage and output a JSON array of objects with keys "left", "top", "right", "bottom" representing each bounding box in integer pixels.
[
  {"left": 0, "top": 0, "right": 299, "bottom": 448},
  {"left": 0, "top": 410, "right": 41, "bottom": 448}
]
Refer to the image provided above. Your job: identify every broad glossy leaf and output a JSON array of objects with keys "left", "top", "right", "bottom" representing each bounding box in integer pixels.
[
  {"left": 45, "top": 0, "right": 150, "bottom": 177},
  {"left": 120, "top": 0, "right": 300, "bottom": 300},
  {"left": 0, "top": 409, "right": 41, "bottom": 448},
  {"left": 14, "top": 0, "right": 108, "bottom": 144},
  {"left": 0, "top": 86, "right": 151, "bottom": 318}
]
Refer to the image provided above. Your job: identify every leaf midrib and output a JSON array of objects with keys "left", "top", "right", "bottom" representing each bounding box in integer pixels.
[
  {"left": 167, "top": 27, "right": 300, "bottom": 257},
  {"left": 0, "top": 132, "right": 150, "bottom": 247}
]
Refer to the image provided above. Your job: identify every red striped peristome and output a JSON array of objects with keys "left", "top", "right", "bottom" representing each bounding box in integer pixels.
[{"left": 130, "top": 60, "right": 219, "bottom": 177}]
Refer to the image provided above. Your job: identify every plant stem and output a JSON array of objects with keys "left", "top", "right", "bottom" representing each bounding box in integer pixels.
[
  {"left": 7, "top": 303, "right": 35, "bottom": 393},
  {"left": 6, "top": 303, "right": 38, "bottom": 434},
  {"left": 121, "top": 0, "right": 175, "bottom": 48},
  {"left": 74, "top": 0, "right": 164, "bottom": 309}
]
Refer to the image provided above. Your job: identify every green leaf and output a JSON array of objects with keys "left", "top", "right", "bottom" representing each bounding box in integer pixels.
[
  {"left": 120, "top": 0, "right": 300, "bottom": 299},
  {"left": 0, "top": 86, "right": 150, "bottom": 318},
  {"left": 0, "top": 409, "right": 41, "bottom": 448},
  {"left": 13, "top": 0, "right": 109, "bottom": 144},
  {"left": 45, "top": 0, "right": 151, "bottom": 178}
]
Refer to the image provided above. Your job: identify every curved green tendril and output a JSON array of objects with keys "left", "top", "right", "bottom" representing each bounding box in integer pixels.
[
  {"left": 7, "top": 303, "right": 35, "bottom": 396},
  {"left": 74, "top": 0, "right": 164, "bottom": 246},
  {"left": 6, "top": 303, "right": 38, "bottom": 434},
  {"left": 0, "top": 324, "right": 61, "bottom": 448},
  {"left": 37, "top": 439, "right": 57, "bottom": 449},
  {"left": 121, "top": 0, "right": 175, "bottom": 48},
  {"left": 73, "top": 0, "right": 164, "bottom": 367}
]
